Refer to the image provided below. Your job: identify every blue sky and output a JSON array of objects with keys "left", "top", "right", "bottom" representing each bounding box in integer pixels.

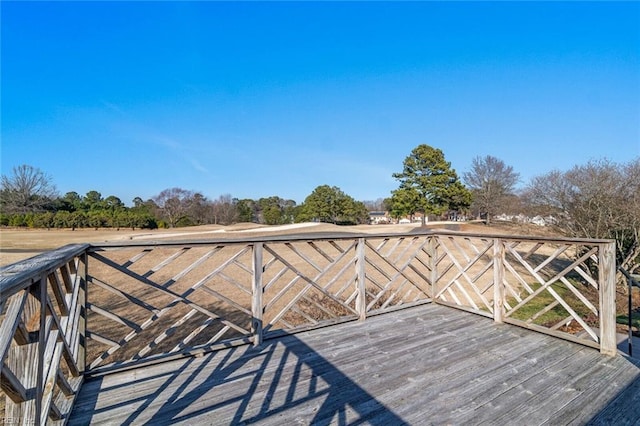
[{"left": 2, "top": 1, "right": 639, "bottom": 205}]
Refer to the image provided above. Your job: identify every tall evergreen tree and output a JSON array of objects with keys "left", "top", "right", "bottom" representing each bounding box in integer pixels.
[{"left": 391, "top": 145, "right": 471, "bottom": 224}]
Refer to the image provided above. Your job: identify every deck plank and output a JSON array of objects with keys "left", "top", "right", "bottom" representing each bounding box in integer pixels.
[{"left": 68, "top": 304, "right": 640, "bottom": 425}]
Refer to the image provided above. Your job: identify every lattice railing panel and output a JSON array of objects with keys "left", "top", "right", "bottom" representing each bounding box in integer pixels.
[
  {"left": 262, "top": 239, "right": 359, "bottom": 333},
  {"left": 502, "top": 240, "right": 601, "bottom": 344},
  {"left": 87, "top": 244, "right": 255, "bottom": 370},
  {"left": 362, "top": 236, "right": 432, "bottom": 313},
  {"left": 432, "top": 235, "right": 495, "bottom": 315},
  {"left": 0, "top": 247, "right": 86, "bottom": 426}
]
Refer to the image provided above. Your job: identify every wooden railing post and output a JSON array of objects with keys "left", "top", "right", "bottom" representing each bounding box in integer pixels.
[
  {"left": 599, "top": 241, "right": 617, "bottom": 356},
  {"left": 36, "top": 274, "right": 47, "bottom": 426},
  {"left": 493, "top": 239, "right": 505, "bottom": 323},
  {"left": 428, "top": 236, "right": 437, "bottom": 301},
  {"left": 252, "top": 243, "right": 264, "bottom": 346},
  {"left": 356, "top": 238, "right": 366, "bottom": 321}
]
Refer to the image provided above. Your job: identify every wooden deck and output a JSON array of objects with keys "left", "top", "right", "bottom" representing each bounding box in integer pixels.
[{"left": 68, "top": 304, "right": 640, "bottom": 425}]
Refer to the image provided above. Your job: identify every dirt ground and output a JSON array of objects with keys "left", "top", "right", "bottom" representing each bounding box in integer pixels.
[{"left": 0, "top": 220, "right": 525, "bottom": 267}]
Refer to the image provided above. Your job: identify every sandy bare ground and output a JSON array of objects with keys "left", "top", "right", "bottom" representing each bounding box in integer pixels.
[
  {"left": 0, "top": 222, "right": 431, "bottom": 267},
  {"left": 0, "top": 221, "right": 553, "bottom": 267}
]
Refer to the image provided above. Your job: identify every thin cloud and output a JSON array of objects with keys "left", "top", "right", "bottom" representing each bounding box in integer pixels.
[{"left": 190, "top": 158, "right": 209, "bottom": 174}]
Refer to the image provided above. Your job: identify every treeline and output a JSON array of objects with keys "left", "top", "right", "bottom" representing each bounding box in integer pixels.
[
  {"left": 2, "top": 147, "right": 639, "bottom": 279},
  {"left": 0, "top": 166, "right": 369, "bottom": 229}
]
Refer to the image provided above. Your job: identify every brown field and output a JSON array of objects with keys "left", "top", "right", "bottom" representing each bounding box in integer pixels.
[{"left": 0, "top": 220, "right": 538, "bottom": 267}]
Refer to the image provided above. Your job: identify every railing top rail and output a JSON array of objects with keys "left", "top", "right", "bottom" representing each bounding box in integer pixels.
[
  {"left": 88, "top": 228, "right": 615, "bottom": 251},
  {"left": 0, "top": 242, "right": 89, "bottom": 299},
  {"left": 88, "top": 230, "right": 436, "bottom": 249},
  {"left": 427, "top": 230, "right": 615, "bottom": 244},
  {"left": 620, "top": 267, "right": 640, "bottom": 288},
  {"left": 0, "top": 230, "right": 615, "bottom": 300}
]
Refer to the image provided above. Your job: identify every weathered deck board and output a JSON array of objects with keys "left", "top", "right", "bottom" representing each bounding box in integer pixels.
[{"left": 69, "top": 304, "right": 640, "bottom": 425}]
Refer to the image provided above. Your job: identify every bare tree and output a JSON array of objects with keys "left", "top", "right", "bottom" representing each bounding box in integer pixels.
[
  {"left": 211, "top": 194, "right": 238, "bottom": 225},
  {"left": 520, "top": 170, "right": 572, "bottom": 218},
  {"left": 463, "top": 155, "right": 520, "bottom": 224},
  {"left": 188, "top": 192, "right": 212, "bottom": 225},
  {"left": 363, "top": 198, "right": 387, "bottom": 211},
  {"left": 0, "top": 164, "right": 58, "bottom": 214},
  {"left": 153, "top": 187, "right": 194, "bottom": 228},
  {"left": 524, "top": 158, "right": 640, "bottom": 277}
]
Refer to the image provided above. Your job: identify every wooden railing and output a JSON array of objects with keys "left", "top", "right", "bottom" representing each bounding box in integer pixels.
[
  {"left": 0, "top": 244, "right": 88, "bottom": 426},
  {"left": 0, "top": 230, "right": 618, "bottom": 424},
  {"left": 620, "top": 267, "right": 640, "bottom": 356}
]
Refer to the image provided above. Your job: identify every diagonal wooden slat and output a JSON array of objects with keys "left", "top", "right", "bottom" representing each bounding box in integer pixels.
[
  {"left": 169, "top": 246, "right": 249, "bottom": 289},
  {"left": 434, "top": 242, "right": 493, "bottom": 310},
  {"left": 558, "top": 276, "right": 598, "bottom": 315},
  {"left": 48, "top": 271, "right": 70, "bottom": 316},
  {"left": 91, "top": 276, "right": 160, "bottom": 314},
  {"left": 308, "top": 241, "right": 339, "bottom": 264},
  {"left": 59, "top": 263, "right": 74, "bottom": 293},
  {"left": 89, "top": 291, "right": 249, "bottom": 369},
  {"left": 1, "top": 363, "right": 29, "bottom": 403},
  {"left": 142, "top": 247, "right": 190, "bottom": 279},
  {"left": 263, "top": 263, "right": 294, "bottom": 295},
  {"left": 131, "top": 308, "right": 200, "bottom": 360},
  {"left": 288, "top": 304, "right": 320, "bottom": 325},
  {"left": 364, "top": 240, "right": 430, "bottom": 291},
  {"left": 399, "top": 237, "right": 428, "bottom": 263},
  {"left": 573, "top": 262, "right": 599, "bottom": 289},
  {"left": 520, "top": 241, "right": 544, "bottom": 260},
  {"left": 121, "top": 248, "right": 152, "bottom": 269},
  {"left": 286, "top": 242, "right": 324, "bottom": 273},
  {"left": 199, "top": 285, "right": 252, "bottom": 316},
  {"left": 88, "top": 251, "right": 250, "bottom": 335},
  {"left": 363, "top": 258, "right": 425, "bottom": 311},
  {"left": 170, "top": 318, "right": 215, "bottom": 353},
  {"left": 550, "top": 315, "right": 576, "bottom": 331},
  {"left": 60, "top": 273, "right": 83, "bottom": 363},
  {"left": 88, "top": 303, "right": 141, "bottom": 331},
  {"left": 503, "top": 246, "right": 599, "bottom": 342},
  {"left": 505, "top": 245, "right": 598, "bottom": 316},
  {"left": 40, "top": 296, "right": 80, "bottom": 378},
  {"left": 533, "top": 244, "right": 571, "bottom": 273},
  {"left": 523, "top": 299, "right": 560, "bottom": 324},
  {"left": 382, "top": 236, "right": 429, "bottom": 269},
  {"left": 376, "top": 237, "right": 401, "bottom": 260},
  {"left": 87, "top": 330, "right": 119, "bottom": 348},
  {"left": 264, "top": 273, "right": 304, "bottom": 313},
  {"left": 378, "top": 279, "right": 409, "bottom": 309},
  {"left": 448, "top": 237, "right": 472, "bottom": 264},
  {"left": 216, "top": 271, "right": 252, "bottom": 296},
  {"left": 504, "top": 256, "right": 536, "bottom": 295},
  {"left": 329, "top": 239, "right": 353, "bottom": 254},
  {"left": 263, "top": 243, "right": 355, "bottom": 311},
  {"left": 40, "top": 334, "right": 63, "bottom": 426},
  {"left": 86, "top": 246, "right": 255, "bottom": 366},
  {"left": 263, "top": 245, "right": 357, "bottom": 329},
  {"left": 0, "top": 289, "right": 28, "bottom": 362}
]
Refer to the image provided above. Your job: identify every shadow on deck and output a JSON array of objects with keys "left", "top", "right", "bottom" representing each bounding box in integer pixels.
[{"left": 69, "top": 304, "right": 640, "bottom": 425}]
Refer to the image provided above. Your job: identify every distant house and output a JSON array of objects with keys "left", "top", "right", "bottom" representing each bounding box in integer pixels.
[{"left": 369, "top": 211, "right": 390, "bottom": 224}]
